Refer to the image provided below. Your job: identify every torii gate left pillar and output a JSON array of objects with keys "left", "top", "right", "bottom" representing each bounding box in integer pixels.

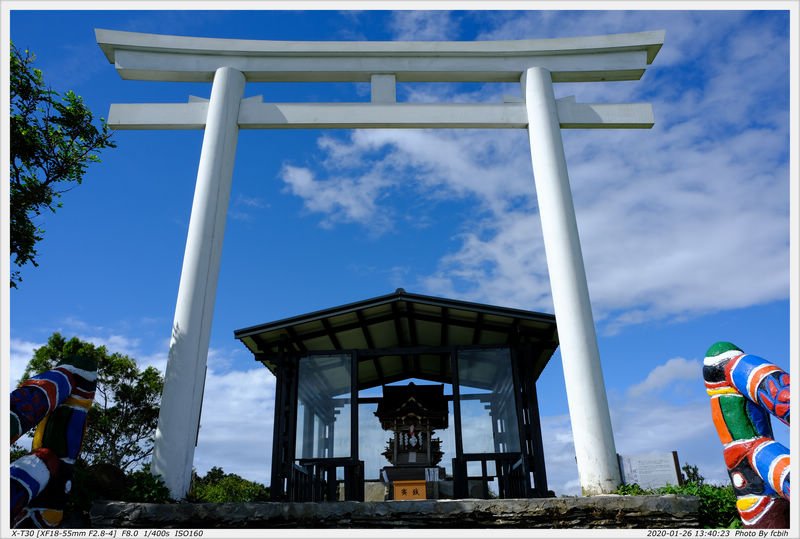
[
  {"left": 151, "top": 67, "right": 245, "bottom": 497},
  {"left": 96, "top": 28, "right": 664, "bottom": 499}
]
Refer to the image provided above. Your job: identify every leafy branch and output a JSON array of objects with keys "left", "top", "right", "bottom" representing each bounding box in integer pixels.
[{"left": 10, "top": 43, "right": 116, "bottom": 287}]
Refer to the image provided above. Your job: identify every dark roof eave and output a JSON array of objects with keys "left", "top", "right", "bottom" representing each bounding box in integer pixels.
[{"left": 233, "top": 288, "right": 555, "bottom": 340}]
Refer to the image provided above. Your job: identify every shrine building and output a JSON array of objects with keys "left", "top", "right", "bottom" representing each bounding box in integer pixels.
[{"left": 234, "top": 288, "right": 559, "bottom": 502}]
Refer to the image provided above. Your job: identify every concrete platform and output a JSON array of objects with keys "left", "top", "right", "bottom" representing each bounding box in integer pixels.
[{"left": 90, "top": 495, "right": 699, "bottom": 528}]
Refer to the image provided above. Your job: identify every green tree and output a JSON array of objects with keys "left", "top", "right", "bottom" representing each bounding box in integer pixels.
[
  {"left": 22, "top": 333, "right": 163, "bottom": 472},
  {"left": 188, "top": 467, "right": 271, "bottom": 503},
  {"left": 10, "top": 43, "right": 115, "bottom": 288},
  {"left": 682, "top": 462, "right": 705, "bottom": 485},
  {"left": 123, "top": 468, "right": 172, "bottom": 503}
]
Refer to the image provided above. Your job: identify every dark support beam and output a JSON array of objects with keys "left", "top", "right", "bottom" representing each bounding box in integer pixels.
[
  {"left": 273, "top": 349, "right": 299, "bottom": 501},
  {"left": 373, "top": 356, "right": 385, "bottom": 381},
  {"left": 252, "top": 309, "right": 552, "bottom": 354},
  {"left": 451, "top": 349, "right": 467, "bottom": 498},
  {"left": 350, "top": 351, "right": 360, "bottom": 499},
  {"left": 440, "top": 307, "right": 449, "bottom": 346},
  {"left": 472, "top": 312, "right": 484, "bottom": 345},
  {"left": 285, "top": 326, "right": 307, "bottom": 353},
  {"left": 510, "top": 346, "right": 533, "bottom": 497},
  {"left": 391, "top": 302, "right": 410, "bottom": 373},
  {"left": 528, "top": 379, "right": 549, "bottom": 496},
  {"left": 407, "top": 302, "right": 419, "bottom": 346},
  {"left": 355, "top": 310, "right": 375, "bottom": 349},
  {"left": 391, "top": 302, "right": 406, "bottom": 346},
  {"left": 321, "top": 318, "right": 342, "bottom": 350},
  {"left": 506, "top": 318, "right": 520, "bottom": 345},
  {"left": 271, "top": 343, "right": 514, "bottom": 364},
  {"left": 287, "top": 357, "right": 299, "bottom": 471},
  {"left": 357, "top": 344, "right": 503, "bottom": 357},
  {"left": 530, "top": 346, "right": 558, "bottom": 382},
  {"left": 270, "top": 347, "right": 286, "bottom": 500},
  {"left": 440, "top": 307, "right": 449, "bottom": 377},
  {"left": 253, "top": 334, "right": 272, "bottom": 355}
]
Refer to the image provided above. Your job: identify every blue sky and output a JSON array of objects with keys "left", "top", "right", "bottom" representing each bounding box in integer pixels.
[{"left": 5, "top": 8, "right": 795, "bottom": 496}]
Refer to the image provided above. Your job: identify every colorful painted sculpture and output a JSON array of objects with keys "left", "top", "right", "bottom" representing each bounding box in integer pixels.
[
  {"left": 10, "top": 448, "right": 61, "bottom": 522},
  {"left": 703, "top": 342, "right": 790, "bottom": 528},
  {"left": 10, "top": 363, "right": 76, "bottom": 443},
  {"left": 9, "top": 355, "right": 97, "bottom": 528}
]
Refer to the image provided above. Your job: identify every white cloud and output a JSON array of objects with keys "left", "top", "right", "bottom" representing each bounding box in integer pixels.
[
  {"left": 9, "top": 338, "right": 41, "bottom": 390},
  {"left": 11, "top": 320, "right": 276, "bottom": 485},
  {"left": 277, "top": 12, "right": 790, "bottom": 332},
  {"left": 543, "top": 354, "right": 738, "bottom": 495},
  {"left": 280, "top": 164, "right": 393, "bottom": 232},
  {"left": 78, "top": 334, "right": 142, "bottom": 357},
  {"left": 627, "top": 357, "right": 700, "bottom": 398},
  {"left": 540, "top": 414, "right": 580, "bottom": 495},
  {"left": 235, "top": 195, "right": 268, "bottom": 209},
  {"left": 230, "top": 193, "right": 270, "bottom": 222},
  {"left": 193, "top": 366, "right": 276, "bottom": 485},
  {"left": 610, "top": 394, "right": 732, "bottom": 489},
  {"left": 136, "top": 347, "right": 169, "bottom": 375},
  {"left": 388, "top": 11, "right": 459, "bottom": 41}
]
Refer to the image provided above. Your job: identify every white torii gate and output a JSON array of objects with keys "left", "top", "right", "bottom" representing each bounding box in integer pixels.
[{"left": 96, "top": 28, "right": 664, "bottom": 499}]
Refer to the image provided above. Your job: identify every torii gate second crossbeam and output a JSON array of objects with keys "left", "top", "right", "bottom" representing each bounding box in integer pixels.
[{"left": 96, "top": 28, "right": 665, "bottom": 499}]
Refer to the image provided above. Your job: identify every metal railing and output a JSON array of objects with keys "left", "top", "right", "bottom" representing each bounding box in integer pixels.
[
  {"left": 290, "top": 457, "right": 364, "bottom": 502},
  {"left": 453, "top": 452, "right": 529, "bottom": 499}
]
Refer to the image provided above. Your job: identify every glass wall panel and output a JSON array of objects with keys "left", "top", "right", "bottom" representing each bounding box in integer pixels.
[
  {"left": 295, "top": 354, "right": 352, "bottom": 459},
  {"left": 358, "top": 400, "right": 386, "bottom": 480},
  {"left": 457, "top": 348, "right": 520, "bottom": 453},
  {"left": 441, "top": 398, "right": 456, "bottom": 476}
]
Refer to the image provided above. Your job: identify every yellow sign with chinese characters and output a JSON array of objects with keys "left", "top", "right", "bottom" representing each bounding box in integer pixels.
[{"left": 393, "top": 480, "right": 426, "bottom": 500}]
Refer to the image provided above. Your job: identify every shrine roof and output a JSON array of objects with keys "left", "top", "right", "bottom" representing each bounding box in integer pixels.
[
  {"left": 234, "top": 289, "right": 558, "bottom": 388},
  {"left": 375, "top": 382, "right": 449, "bottom": 429}
]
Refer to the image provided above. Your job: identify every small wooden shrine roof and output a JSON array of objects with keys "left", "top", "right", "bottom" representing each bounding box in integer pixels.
[
  {"left": 374, "top": 382, "right": 449, "bottom": 430},
  {"left": 234, "top": 289, "right": 559, "bottom": 390}
]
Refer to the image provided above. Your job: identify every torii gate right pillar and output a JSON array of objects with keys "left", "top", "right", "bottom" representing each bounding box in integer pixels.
[{"left": 523, "top": 66, "right": 621, "bottom": 495}]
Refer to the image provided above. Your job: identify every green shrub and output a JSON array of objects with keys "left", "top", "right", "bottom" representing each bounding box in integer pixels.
[
  {"left": 661, "top": 482, "right": 740, "bottom": 529},
  {"left": 613, "top": 463, "right": 741, "bottom": 528},
  {"left": 613, "top": 483, "right": 651, "bottom": 496},
  {"left": 41, "top": 462, "right": 172, "bottom": 526},
  {"left": 188, "top": 466, "right": 270, "bottom": 503},
  {"left": 125, "top": 469, "right": 172, "bottom": 503},
  {"left": 613, "top": 481, "right": 741, "bottom": 528}
]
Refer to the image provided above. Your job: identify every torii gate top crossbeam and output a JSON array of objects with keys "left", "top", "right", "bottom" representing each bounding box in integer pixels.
[{"left": 96, "top": 28, "right": 664, "bottom": 83}]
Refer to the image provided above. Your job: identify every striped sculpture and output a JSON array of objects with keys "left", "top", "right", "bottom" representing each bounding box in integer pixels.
[
  {"left": 9, "top": 355, "right": 97, "bottom": 528},
  {"left": 11, "top": 362, "right": 76, "bottom": 443},
  {"left": 703, "top": 342, "right": 790, "bottom": 528}
]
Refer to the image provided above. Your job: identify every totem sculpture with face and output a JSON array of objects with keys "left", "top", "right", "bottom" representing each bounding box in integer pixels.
[
  {"left": 703, "top": 341, "right": 790, "bottom": 528},
  {"left": 9, "top": 355, "right": 97, "bottom": 528}
]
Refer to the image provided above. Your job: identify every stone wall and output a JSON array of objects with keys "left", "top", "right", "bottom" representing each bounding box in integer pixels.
[{"left": 91, "top": 496, "right": 699, "bottom": 529}]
